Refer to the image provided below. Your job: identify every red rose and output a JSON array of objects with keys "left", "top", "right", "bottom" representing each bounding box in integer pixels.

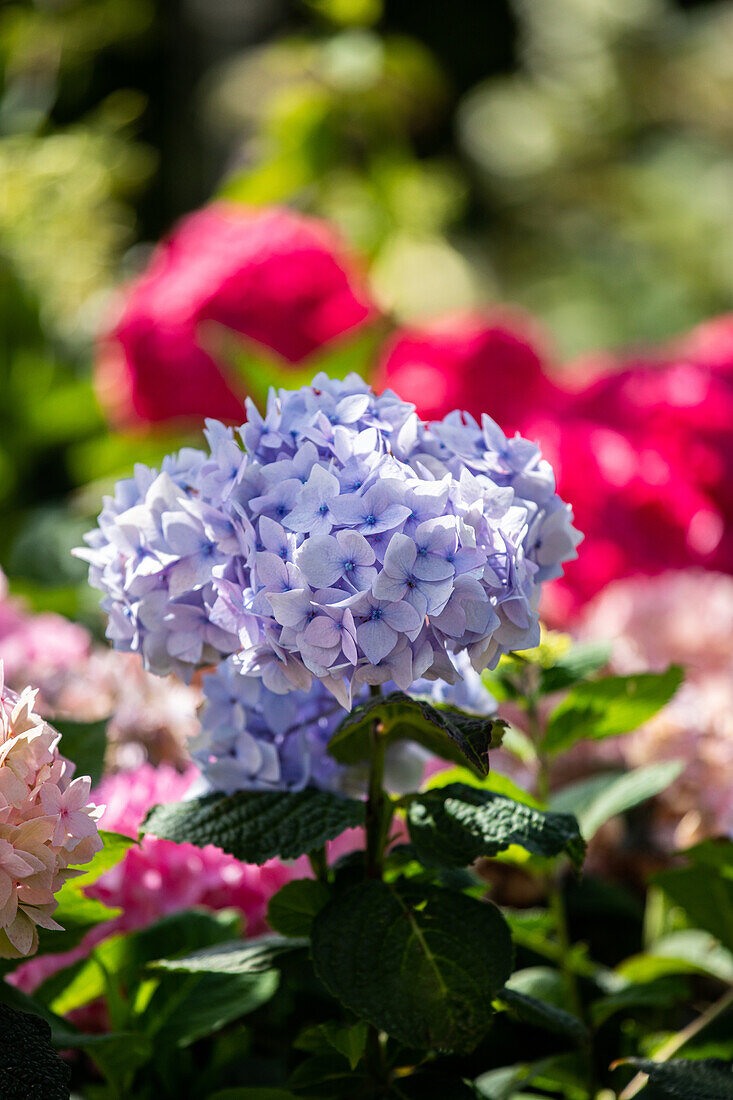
[{"left": 97, "top": 204, "right": 374, "bottom": 425}]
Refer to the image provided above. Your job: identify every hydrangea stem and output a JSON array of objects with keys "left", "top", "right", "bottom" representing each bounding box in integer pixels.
[{"left": 366, "top": 685, "right": 387, "bottom": 879}]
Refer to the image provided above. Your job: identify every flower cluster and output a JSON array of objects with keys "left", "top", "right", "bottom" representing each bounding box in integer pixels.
[
  {"left": 97, "top": 204, "right": 373, "bottom": 426},
  {"left": 79, "top": 374, "right": 580, "bottom": 717},
  {"left": 10, "top": 763, "right": 295, "bottom": 1002},
  {"left": 0, "top": 671, "right": 102, "bottom": 958},
  {"left": 193, "top": 654, "right": 495, "bottom": 796},
  {"left": 75, "top": 440, "right": 240, "bottom": 682}
]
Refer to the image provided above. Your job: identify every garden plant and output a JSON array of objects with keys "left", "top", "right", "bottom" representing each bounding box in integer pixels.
[{"left": 0, "top": 371, "right": 731, "bottom": 1100}]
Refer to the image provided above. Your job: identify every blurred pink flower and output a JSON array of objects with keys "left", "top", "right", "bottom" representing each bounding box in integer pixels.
[
  {"left": 97, "top": 203, "right": 375, "bottom": 426},
  {"left": 579, "top": 570, "right": 733, "bottom": 847},
  {"left": 0, "top": 572, "right": 90, "bottom": 685}
]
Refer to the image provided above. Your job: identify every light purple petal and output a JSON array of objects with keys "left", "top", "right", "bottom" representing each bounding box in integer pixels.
[{"left": 357, "top": 619, "right": 398, "bottom": 664}]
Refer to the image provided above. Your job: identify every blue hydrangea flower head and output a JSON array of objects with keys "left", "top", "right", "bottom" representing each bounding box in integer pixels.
[{"left": 77, "top": 372, "right": 581, "bottom": 704}]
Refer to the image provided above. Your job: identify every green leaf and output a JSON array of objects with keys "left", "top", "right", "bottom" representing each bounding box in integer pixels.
[
  {"left": 496, "top": 987, "right": 587, "bottom": 1044},
  {"left": 148, "top": 933, "right": 305, "bottom": 975},
  {"left": 618, "top": 931, "right": 733, "bottom": 985},
  {"left": 495, "top": 967, "right": 587, "bottom": 1043},
  {"left": 653, "top": 861, "right": 733, "bottom": 954},
  {"left": 591, "top": 976, "right": 691, "bottom": 1026},
  {"left": 543, "top": 666, "right": 683, "bottom": 754},
  {"left": 423, "top": 766, "right": 542, "bottom": 808},
  {"left": 288, "top": 1053, "right": 372, "bottom": 1098},
  {"left": 267, "top": 880, "right": 331, "bottom": 938},
  {"left": 296, "top": 1021, "right": 368, "bottom": 1070},
  {"left": 46, "top": 909, "right": 242, "bottom": 1016},
  {"left": 407, "top": 783, "right": 585, "bottom": 870},
  {"left": 144, "top": 970, "right": 280, "bottom": 1048},
  {"left": 549, "top": 761, "right": 685, "bottom": 839},
  {"left": 53, "top": 716, "right": 109, "bottom": 787},
  {"left": 207, "top": 1091, "right": 296, "bottom": 1100},
  {"left": 311, "top": 880, "right": 513, "bottom": 1053},
  {"left": 328, "top": 690, "right": 506, "bottom": 777},
  {"left": 615, "top": 1058, "right": 733, "bottom": 1099},
  {"left": 0, "top": 1003, "right": 70, "bottom": 1099},
  {"left": 142, "top": 788, "right": 365, "bottom": 864},
  {"left": 62, "top": 1032, "right": 153, "bottom": 1092},
  {"left": 538, "top": 641, "right": 612, "bottom": 694}
]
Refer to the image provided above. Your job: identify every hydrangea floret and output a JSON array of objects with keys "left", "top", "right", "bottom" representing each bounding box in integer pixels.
[
  {"left": 192, "top": 653, "right": 494, "bottom": 796},
  {"left": 0, "top": 667, "right": 103, "bottom": 958},
  {"left": 77, "top": 373, "right": 580, "bottom": 721}
]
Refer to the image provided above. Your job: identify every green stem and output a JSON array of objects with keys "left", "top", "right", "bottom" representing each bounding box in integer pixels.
[
  {"left": 528, "top": 693, "right": 593, "bottom": 1095},
  {"left": 365, "top": 685, "right": 387, "bottom": 880}
]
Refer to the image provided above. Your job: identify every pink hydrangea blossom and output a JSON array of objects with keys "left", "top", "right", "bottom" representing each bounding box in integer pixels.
[
  {"left": 97, "top": 204, "right": 374, "bottom": 426},
  {"left": 0, "top": 669, "right": 102, "bottom": 958}
]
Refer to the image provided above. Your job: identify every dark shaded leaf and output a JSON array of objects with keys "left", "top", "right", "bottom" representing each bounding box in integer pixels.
[
  {"left": 149, "top": 933, "right": 306, "bottom": 975},
  {"left": 54, "top": 716, "right": 109, "bottom": 787},
  {"left": 142, "top": 788, "right": 365, "bottom": 864},
  {"left": 616, "top": 1058, "right": 733, "bottom": 1099},
  {"left": 496, "top": 987, "right": 588, "bottom": 1043},
  {"left": 288, "top": 1053, "right": 372, "bottom": 1098},
  {"left": 328, "top": 690, "right": 506, "bottom": 777},
  {"left": 311, "top": 880, "right": 513, "bottom": 1053},
  {"left": 267, "top": 880, "right": 331, "bottom": 938},
  {"left": 407, "top": 783, "right": 585, "bottom": 870},
  {"left": 0, "top": 1003, "right": 69, "bottom": 1099}
]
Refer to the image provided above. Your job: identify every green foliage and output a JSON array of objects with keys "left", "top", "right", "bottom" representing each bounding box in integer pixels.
[
  {"left": 0, "top": 1004, "right": 70, "bottom": 1100},
  {"left": 53, "top": 716, "right": 109, "bottom": 786},
  {"left": 406, "top": 783, "right": 585, "bottom": 870},
  {"left": 267, "top": 880, "right": 332, "bottom": 938},
  {"left": 35, "top": 830, "right": 133, "bottom": 956},
  {"left": 496, "top": 986, "right": 587, "bottom": 1044},
  {"left": 550, "top": 761, "right": 685, "bottom": 840},
  {"left": 142, "top": 788, "right": 365, "bottom": 864},
  {"left": 311, "top": 880, "right": 513, "bottom": 1053},
  {"left": 543, "top": 667, "right": 683, "bottom": 754},
  {"left": 295, "top": 1021, "right": 368, "bottom": 1071},
  {"left": 616, "top": 1058, "right": 733, "bottom": 1099},
  {"left": 328, "top": 689, "right": 506, "bottom": 776},
  {"left": 653, "top": 842, "right": 733, "bottom": 953},
  {"left": 148, "top": 933, "right": 305, "bottom": 976}
]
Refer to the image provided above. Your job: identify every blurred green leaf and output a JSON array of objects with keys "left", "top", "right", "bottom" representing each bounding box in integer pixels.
[
  {"left": 267, "top": 880, "right": 331, "bottom": 938},
  {"left": 53, "top": 716, "right": 109, "bottom": 786},
  {"left": 543, "top": 667, "right": 683, "bottom": 754},
  {"left": 550, "top": 760, "right": 684, "bottom": 839}
]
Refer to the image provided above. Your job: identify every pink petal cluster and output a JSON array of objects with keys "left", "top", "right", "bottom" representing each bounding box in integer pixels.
[
  {"left": 96, "top": 204, "right": 374, "bottom": 426},
  {"left": 580, "top": 570, "right": 733, "bottom": 847},
  {"left": 377, "top": 311, "right": 733, "bottom": 619},
  {"left": 0, "top": 671, "right": 102, "bottom": 958},
  {"left": 0, "top": 571, "right": 200, "bottom": 772},
  {"left": 0, "top": 571, "right": 90, "bottom": 685}
]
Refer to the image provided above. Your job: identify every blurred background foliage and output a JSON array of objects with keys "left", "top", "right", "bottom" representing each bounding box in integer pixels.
[{"left": 1, "top": 0, "right": 733, "bottom": 617}]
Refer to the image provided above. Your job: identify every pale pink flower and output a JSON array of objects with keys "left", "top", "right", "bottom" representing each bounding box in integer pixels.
[{"left": 0, "top": 667, "right": 102, "bottom": 958}]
